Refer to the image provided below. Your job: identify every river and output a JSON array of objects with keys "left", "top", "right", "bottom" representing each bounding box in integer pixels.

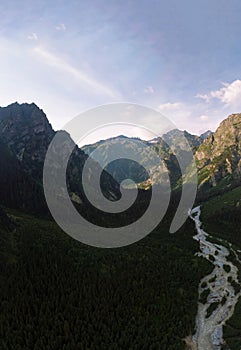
[{"left": 188, "top": 206, "right": 241, "bottom": 350}]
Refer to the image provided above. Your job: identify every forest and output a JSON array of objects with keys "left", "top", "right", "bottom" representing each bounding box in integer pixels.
[{"left": 0, "top": 203, "right": 211, "bottom": 350}]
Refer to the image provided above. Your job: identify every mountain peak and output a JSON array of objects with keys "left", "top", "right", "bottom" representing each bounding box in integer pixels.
[
  {"left": 0, "top": 103, "right": 54, "bottom": 180},
  {"left": 221, "top": 113, "right": 241, "bottom": 127},
  {"left": 200, "top": 130, "right": 213, "bottom": 140},
  {"left": 5, "top": 102, "right": 47, "bottom": 119}
]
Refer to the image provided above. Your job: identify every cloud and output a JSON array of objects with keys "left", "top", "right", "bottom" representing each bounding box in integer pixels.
[
  {"left": 157, "top": 103, "right": 214, "bottom": 133},
  {"left": 158, "top": 102, "right": 193, "bottom": 130},
  {"left": 27, "top": 33, "right": 38, "bottom": 41},
  {"left": 195, "top": 93, "right": 210, "bottom": 102},
  {"left": 158, "top": 102, "right": 189, "bottom": 118},
  {"left": 33, "top": 47, "right": 119, "bottom": 98},
  {"left": 199, "top": 115, "right": 209, "bottom": 121},
  {"left": 158, "top": 102, "right": 183, "bottom": 111},
  {"left": 56, "top": 23, "right": 66, "bottom": 31},
  {"left": 144, "top": 86, "right": 154, "bottom": 94},
  {"left": 196, "top": 80, "right": 241, "bottom": 107}
]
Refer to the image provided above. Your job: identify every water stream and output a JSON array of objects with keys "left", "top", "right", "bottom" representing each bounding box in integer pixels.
[{"left": 188, "top": 206, "right": 241, "bottom": 350}]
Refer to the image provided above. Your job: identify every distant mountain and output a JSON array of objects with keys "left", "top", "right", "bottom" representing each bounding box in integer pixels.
[
  {"left": 83, "top": 136, "right": 156, "bottom": 188},
  {"left": 151, "top": 128, "right": 205, "bottom": 151},
  {"left": 200, "top": 130, "right": 213, "bottom": 141},
  {"left": 82, "top": 119, "right": 241, "bottom": 195},
  {"left": 82, "top": 129, "right": 210, "bottom": 188}
]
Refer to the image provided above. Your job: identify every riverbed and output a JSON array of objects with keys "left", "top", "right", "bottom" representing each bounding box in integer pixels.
[{"left": 188, "top": 206, "right": 241, "bottom": 350}]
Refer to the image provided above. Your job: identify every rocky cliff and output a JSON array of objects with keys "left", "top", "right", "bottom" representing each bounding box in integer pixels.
[
  {"left": 0, "top": 102, "right": 54, "bottom": 182},
  {"left": 195, "top": 113, "right": 241, "bottom": 188}
]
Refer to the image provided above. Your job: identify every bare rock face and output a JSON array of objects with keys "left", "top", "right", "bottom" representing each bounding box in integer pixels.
[
  {"left": 0, "top": 102, "right": 55, "bottom": 181},
  {"left": 195, "top": 113, "right": 241, "bottom": 188}
]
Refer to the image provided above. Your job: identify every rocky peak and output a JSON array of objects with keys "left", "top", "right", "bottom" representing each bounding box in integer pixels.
[
  {"left": 0, "top": 102, "right": 55, "bottom": 180},
  {"left": 213, "top": 113, "right": 241, "bottom": 153},
  {"left": 149, "top": 128, "right": 204, "bottom": 152},
  {"left": 195, "top": 113, "right": 241, "bottom": 187},
  {"left": 200, "top": 130, "right": 213, "bottom": 141}
]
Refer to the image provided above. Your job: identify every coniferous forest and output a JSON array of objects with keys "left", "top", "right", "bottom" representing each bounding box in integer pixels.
[{"left": 0, "top": 205, "right": 211, "bottom": 350}]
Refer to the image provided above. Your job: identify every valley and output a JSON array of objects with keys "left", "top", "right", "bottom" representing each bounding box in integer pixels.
[{"left": 1, "top": 102, "right": 241, "bottom": 348}]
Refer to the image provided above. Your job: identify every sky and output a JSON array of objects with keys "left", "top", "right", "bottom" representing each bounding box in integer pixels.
[{"left": 1, "top": 0, "right": 241, "bottom": 140}]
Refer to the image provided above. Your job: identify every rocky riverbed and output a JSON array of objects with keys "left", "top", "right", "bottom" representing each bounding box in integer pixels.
[{"left": 188, "top": 206, "right": 241, "bottom": 350}]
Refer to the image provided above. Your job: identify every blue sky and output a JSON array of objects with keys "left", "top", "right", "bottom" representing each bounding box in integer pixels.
[{"left": 1, "top": 0, "right": 241, "bottom": 137}]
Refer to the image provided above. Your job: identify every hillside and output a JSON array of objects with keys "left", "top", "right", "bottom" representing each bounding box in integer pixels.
[{"left": 196, "top": 113, "right": 241, "bottom": 190}]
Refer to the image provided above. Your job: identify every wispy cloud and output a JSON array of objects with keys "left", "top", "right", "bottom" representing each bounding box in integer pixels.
[
  {"left": 144, "top": 86, "right": 154, "bottom": 94},
  {"left": 158, "top": 102, "right": 183, "bottom": 111},
  {"left": 55, "top": 23, "right": 66, "bottom": 31},
  {"left": 33, "top": 46, "right": 120, "bottom": 98},
  {"left": 196, "top": 80, "right": 241, "bottom": 107},
  {"left": 27, "top": 33, "right": 38, "bottom": 41},
  {"left": 157, "top": 102, "right": 215, "bottom": 134},
  {"left": 157, "top": 102, "right": 193, "bottom": 130},
  {"left": 199, "top": 114, "right": 209, "bottom": 121}
]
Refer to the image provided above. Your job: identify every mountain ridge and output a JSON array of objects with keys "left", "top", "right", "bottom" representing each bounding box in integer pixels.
[
  {"left": 1, "top": 101, "right": 241, "bottom": 205},
  {"left": 0, "top": 102, "right": 120, "bottom": 213}
]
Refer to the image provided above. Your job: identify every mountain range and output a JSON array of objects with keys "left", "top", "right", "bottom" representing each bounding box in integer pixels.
[
  {"left": 82, "top": 115, "right": 241, "bottom": 196},
  {"left": 1, "top": 102, "right": 241, "bottom": 214}
]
